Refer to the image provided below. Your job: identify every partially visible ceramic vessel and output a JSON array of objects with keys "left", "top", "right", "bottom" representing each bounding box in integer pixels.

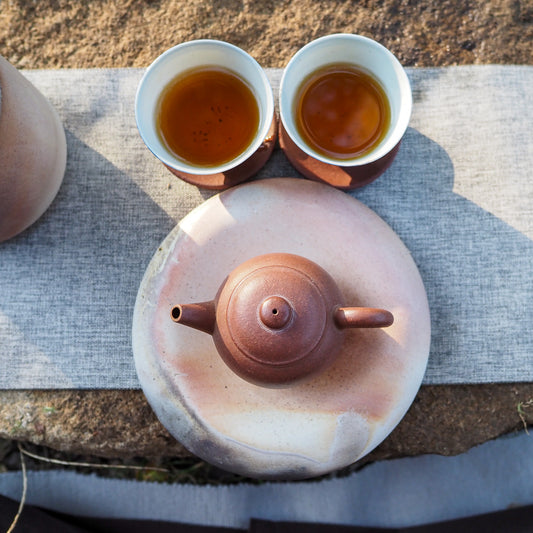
[{"left": 0, "top": 56, "right": 67, "bottom": 242}]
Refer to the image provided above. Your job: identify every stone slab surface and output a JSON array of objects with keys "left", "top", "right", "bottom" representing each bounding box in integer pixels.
[{"left": 1, "top": 386, "right": 532, "bottom": 466}]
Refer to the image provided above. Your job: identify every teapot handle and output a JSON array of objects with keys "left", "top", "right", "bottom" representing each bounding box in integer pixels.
[{"left": 334, "top": 307, "right": 394, "bottom": 329}]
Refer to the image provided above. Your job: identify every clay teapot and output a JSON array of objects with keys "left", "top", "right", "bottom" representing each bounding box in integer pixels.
[{"left": 171, "top": 252, "right": 393, "bottom": 386}]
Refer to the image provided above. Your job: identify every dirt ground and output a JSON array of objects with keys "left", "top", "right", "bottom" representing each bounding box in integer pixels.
[{"left": 1, "top": 0, "right": 532, "bottom": 71}]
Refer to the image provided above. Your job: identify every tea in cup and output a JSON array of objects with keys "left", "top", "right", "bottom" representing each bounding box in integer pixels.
[
  {"left": 279, "top": 34, "right": 412, "bottom": 189},
  {"left": 136, "top": 40, "right": 276, "bottom": 190}
]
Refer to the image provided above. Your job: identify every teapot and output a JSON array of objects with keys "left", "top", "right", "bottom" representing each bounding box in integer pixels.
[{"left": 171, "top": 252, "right": 393, "bottom": 386}]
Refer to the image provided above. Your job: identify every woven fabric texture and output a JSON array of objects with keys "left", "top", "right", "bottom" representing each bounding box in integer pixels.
[{"left": 0, "top": 66, "right": 532, "bottom": 388}]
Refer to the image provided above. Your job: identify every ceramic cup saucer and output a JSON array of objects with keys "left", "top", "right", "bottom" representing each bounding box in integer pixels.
[
  {"left": 165, "top": 114, "right": 277, "bottom": 190},
  {"left": 279, "top": 121, "right": 400, "bottom": 190}
]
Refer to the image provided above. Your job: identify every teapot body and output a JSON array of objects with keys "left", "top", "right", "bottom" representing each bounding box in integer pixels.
[{"left": 212, "top": 253, "right": 347, "bottom": 386}]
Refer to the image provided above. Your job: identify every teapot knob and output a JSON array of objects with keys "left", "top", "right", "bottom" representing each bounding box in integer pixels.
[{"left": 259, "top": 296, "right": 293, "bottom": 329}]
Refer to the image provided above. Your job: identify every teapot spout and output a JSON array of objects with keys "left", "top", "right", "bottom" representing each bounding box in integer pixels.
[
  {"left": 334, "top": 307, "right": 394, "bottom": 329},
  {"left": 171, "top": 301, "right": 216, "bottom": 335}
]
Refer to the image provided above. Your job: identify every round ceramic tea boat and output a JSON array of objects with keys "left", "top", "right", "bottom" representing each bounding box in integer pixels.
[
  {"left": 0, "top": 56, "right": 67, "bottom": 242},
  {"left": 132, "top": 178, "right": 431, "bottom": 480}
]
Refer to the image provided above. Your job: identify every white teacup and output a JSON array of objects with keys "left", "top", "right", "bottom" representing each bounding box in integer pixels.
[
  {"left": 135, "top": 40, "right": 276, "bottom": 190},
  {"left": 279, "top": 34, "right": 412, "bottom": 189}
]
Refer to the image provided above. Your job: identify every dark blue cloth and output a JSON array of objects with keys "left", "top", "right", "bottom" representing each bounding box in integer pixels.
[{"left": 2, "top": 494, "right": 533, "bottom": 532}]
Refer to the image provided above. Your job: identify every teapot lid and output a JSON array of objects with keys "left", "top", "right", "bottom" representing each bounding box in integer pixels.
[{"left": 214, "top": 253, "right": 345, "bottom": 385}]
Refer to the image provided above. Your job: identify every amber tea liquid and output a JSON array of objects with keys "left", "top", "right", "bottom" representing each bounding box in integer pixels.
[
  {"left": 157, "top": 67, "right": 259, "bottom": 167},
  {"left": 295, "top": 64, "right": 390, "bottom": 160}
]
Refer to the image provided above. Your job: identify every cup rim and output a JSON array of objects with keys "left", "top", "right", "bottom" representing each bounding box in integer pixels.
[
  {"left": 135, "top": 39, "right": 274, "bottom": 175},
  {"left": 279, "top": 33, "right": 412, "bottom": 168}
]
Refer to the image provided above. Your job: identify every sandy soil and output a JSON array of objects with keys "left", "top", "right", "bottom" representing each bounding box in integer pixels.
[{"left": 1, "top": 0, "right": 532, "bottom": 71}]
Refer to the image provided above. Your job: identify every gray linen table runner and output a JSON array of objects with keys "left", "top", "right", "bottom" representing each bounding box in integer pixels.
[{"left": 0, "top": 66, "right": 532, "bottom": 388}]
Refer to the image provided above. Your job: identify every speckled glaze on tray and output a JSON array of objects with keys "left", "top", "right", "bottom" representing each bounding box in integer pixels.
[{"left": 132, "top": 178, "right": 431, "bottom": 480}]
